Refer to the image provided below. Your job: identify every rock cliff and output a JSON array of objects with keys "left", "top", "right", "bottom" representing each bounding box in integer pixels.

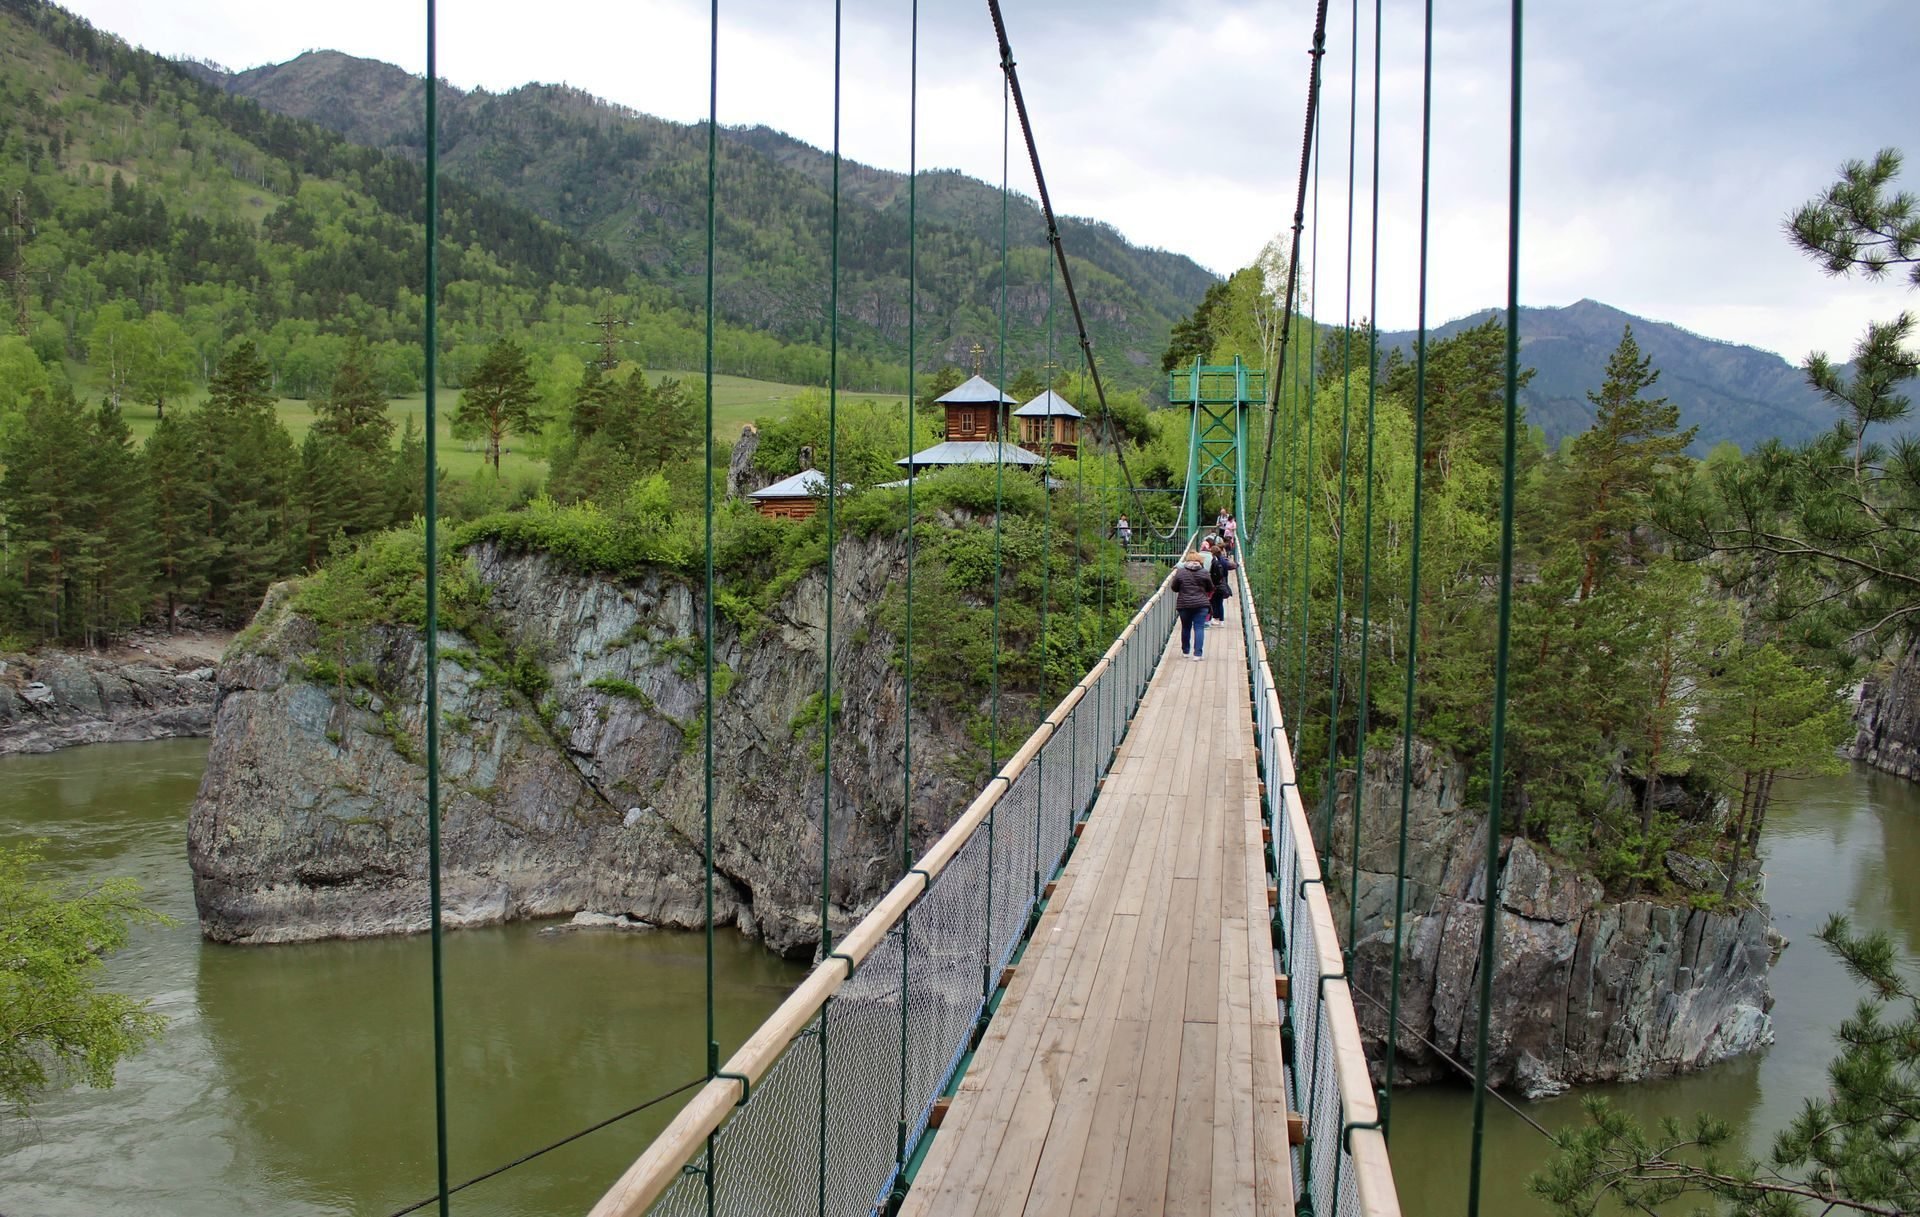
[
  {"left": 1849, "top": 639, "right": 1920, "bottom": 780},
  {"left": 1331, "top": 741, "right": 1776, "bottom": 1098},
  {"left": 0, "top": 650, "right": 218, "bottom": 755},
  {"left": 187, "top": 536, "right": 982, "bottom": 956}
]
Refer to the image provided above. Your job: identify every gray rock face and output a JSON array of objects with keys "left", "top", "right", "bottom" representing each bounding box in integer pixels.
[
  {"left": 1332, "top": 741, "right": 1775, "bottom": 1097},
  {"left": 1851, "top": 639, "right": 1920, "bottom": 779},
  {"left": 188, "top": 538, "right": 978, "bottom": 956},
  {"left": 727, "top": 424, "right": 768, "bottom": 500},
  {"left": 0, "top": 651, "right": 218, "bottom": 755}
]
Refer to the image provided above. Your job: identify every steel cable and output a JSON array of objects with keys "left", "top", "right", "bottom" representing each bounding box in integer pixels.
[{"left": 1467, "top": 3, "right": 1526, "bottom": 1211}]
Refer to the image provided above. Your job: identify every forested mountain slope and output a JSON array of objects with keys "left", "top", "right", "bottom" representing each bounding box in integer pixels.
[
  {"left": 193, "top": 49, "right": 1214, "bottom": 390},
  {"left": 1379, "top": 299, "right": 1857, "bottom": 452},
  {"left": 0, "top": 0, "right": 923, "bottom": 394}
]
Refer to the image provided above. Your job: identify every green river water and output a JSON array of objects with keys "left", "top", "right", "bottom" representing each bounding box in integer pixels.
[{"left": 0, "top": 738, "right": 1913, "bottom": 1214}]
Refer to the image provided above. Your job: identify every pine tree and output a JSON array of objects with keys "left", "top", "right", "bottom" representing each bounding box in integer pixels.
[
  {"left": 146, "top": 413, "right": 214, "bottom": 632},
  {"left": 454, "top": 338, "right": 539, "bottom": 474},
  {"left": 0, "top": 384, "right": 93, "bottom": 640},
  {"left": 313, "top": 336, "right": 395, "bottom": 452},
  {"left": 1697, "top": 643, "right": 1851, "bottom": 899},
  {"left": 386, "top": 415, "right": 427, "bottom": 526},
  {"left": 566, "top": 361, "right": 617, "bottom": 439},
  {"left": 196, "top": 342, "right": 297, "bottom": 622},
  {"left": 81, "top": 400, "right": 153, "bottom": 644},
  {"left": 1560, "top": 326, "right": 1698, "bottom": 600}
]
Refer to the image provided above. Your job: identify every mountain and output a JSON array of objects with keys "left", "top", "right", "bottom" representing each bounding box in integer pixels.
[
  {"left": 191, "top": 51, "right": 1216, "bottom": 392},
  {"left": 1379, "top": 299, "right": 1851, "bottom": 453}
]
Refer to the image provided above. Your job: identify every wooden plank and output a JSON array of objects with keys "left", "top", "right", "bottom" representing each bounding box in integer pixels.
[
  {"left": 1165, "top": 1021, "right": 1220, "bottom": 1215},
  {"left": 1214, "top": 913, "right": 1259, "bottom": 1217},
  {"left": 1116, "top": 876, "right": 1198, "bottom": 1215},
  {"left": 1066, "top": 1016, "right": 1149, "bottom": 1213},
  {"left": 1019, "top": 912, "right": 1141, "bottom": 1217},
  {"left": 961, "top": 1015, "right": 1080, "bottom": 1217},
  {"left": 1185, "top": 754, "right": 1227, "bottom": 1024}
]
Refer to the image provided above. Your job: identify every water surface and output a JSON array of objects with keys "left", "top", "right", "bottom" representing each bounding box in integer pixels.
[
  {"left": 1387, "top": 763, "right": 1920, "bottom": 1213},
  {"left": 0, "top": 739, "right": 804, "bottom": 1216}
]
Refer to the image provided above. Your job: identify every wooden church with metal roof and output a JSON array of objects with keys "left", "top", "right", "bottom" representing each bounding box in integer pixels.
[
  {"left": 1012, "top": 389, "right": 1083, "bottom": 460},
  {"left": 895, "top": 374, "right": 1044, "bottom": 474}
]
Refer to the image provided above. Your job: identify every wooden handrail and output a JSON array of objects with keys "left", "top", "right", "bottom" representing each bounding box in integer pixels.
[
  {"left": 1235, "top": 563, "right": 1402, "bottom": 1217},
  {"left": 589, "top": 538, "right": 1194, "bottom": 1217}
]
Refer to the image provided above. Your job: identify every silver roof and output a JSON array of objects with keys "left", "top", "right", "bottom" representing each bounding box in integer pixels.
[
  {"left": 895, "top": 441, "right": 1045, "bottom": 468},
  {"left": 750, "top": 469, "right": 832, "bottom": 498},
  {"left": 1012, "top": 390, "right": 1083, "bottom": 419},
  {"left": 935, "top": 374, "right": 1016, "bottom": 405}
]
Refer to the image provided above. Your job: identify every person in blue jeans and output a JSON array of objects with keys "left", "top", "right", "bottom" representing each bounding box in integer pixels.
[{"left": 1172, "top": 550, "right": 1215, "bottom": 660}]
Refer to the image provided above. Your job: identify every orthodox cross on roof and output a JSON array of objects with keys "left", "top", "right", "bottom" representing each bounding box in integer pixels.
[{"left": 970, "top": 342, "right": 986, "bottom": 377}]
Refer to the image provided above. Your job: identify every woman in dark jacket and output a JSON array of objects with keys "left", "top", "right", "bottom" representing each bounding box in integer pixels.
[
  {"left": 1172, "top": 551, "right": 1215, "bottom": 660},
  {"left": 1209, "top": 544, "right": 1236, "bottom": 622}
]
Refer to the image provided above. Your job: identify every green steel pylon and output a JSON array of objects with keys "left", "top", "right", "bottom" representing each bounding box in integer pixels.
[{"left": 1170, "top": 355, "right": 1266, "bottom": 533}]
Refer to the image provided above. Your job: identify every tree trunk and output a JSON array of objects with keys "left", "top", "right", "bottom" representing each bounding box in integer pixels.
[
  {"left": 1747, "top": 769, "right": 1776, "bottom": 851},
  {"left": 1723, "top": 769, "right": 1754, "bottom": 901}
]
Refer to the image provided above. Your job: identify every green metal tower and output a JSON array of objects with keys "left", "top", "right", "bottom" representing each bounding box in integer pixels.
[{"left": 1169, "top": 355, "right": 1266, "bottom": 535}]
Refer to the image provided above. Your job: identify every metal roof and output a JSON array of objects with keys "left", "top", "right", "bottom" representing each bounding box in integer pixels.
[
  {"left": 935, "top": 374, "right": 1016, "bottom": 405},
  {"left": 895, "top": 441, "right": 1045, "bottom": 468},
  {"left": 1012, "top": 390, "right": 1083, "bottom": 419},
  {"left": 750, "top": 469, "right": 833, "bottom": 498}
]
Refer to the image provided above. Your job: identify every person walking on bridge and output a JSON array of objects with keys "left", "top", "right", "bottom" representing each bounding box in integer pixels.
[
  {"left": 1116, "top": 515, "right": 1131, "bottom": 547},
  {"left": 1209, "top": 540, "right": 1236, "bottom": 623},
  {"left": 1173, "top": 549, "right": 1215, "bottom": 660}
]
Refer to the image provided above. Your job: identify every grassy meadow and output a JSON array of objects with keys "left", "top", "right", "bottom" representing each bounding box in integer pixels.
[{"left": 91, "top": 367, "right": 909, "bottom": 484}]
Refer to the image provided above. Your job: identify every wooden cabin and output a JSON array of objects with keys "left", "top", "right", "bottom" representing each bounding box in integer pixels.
[
  {"left": 749, "top": 469, "right": 832, "bottom": 521},
  {"left": 1013, "top": 390, "right": 1083, "bottom": 459},
  {"left": 937, "top": 375, "right": 1016, "bottom": 441}
]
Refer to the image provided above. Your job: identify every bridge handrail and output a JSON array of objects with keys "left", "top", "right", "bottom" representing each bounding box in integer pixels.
[
  {"left": 1238, "top": 562, "right": 1401, "bottom": 1217},
  {"left": 590, "top": 538, "right": 1195, "bottom": 1217}
]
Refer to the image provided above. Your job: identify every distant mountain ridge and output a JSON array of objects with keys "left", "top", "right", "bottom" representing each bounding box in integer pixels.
[
  {"left": 184, "top": 50, "right": 1216, "bottom": 391},
  {"left": 1379, "top": 299, "right": 1856, "bottom": 452}
]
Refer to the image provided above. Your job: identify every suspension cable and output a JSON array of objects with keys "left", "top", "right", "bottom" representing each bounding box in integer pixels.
[
  {"left": 893, "top": 0, "right": 919, "bottom": 1195},
  {"left": 420, "top": 4, "right": 450, "bottom": 1213},
  {"left": 1296, "top": 96, "right": 1323, "bottom": 757},
  {"left": 1467, "top": 2, "right": 1526, "bottom": 1211},
  {"left": 1250, "top": 0, "right": 1331, "bottom": 542},
  {"left": 1319, "top": 0, "right": 1361, "bottom": 867},
  {"left": 985, "top": 0, "right": 1153, "bottom": 526},
  {"left": 1384, "top": 0, "right": 1437, "bottom": 1129},
  {"left": 1346, "top": 0, "right": 1384, "bottom": 957},
  {"left": 817, "top": 7, "right": 843, "bottom": 1211},
  {"left": 700, "top": 0, "right": 721, "bottom": 1204}
]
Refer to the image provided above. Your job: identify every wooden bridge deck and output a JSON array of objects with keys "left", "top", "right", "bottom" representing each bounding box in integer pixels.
[{"left": 900, "top": 614, "right": 1294, "bottom": 1217}]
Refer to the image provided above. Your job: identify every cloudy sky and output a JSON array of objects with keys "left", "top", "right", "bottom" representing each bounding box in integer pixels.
[{"left": 66, "top": 0, "right": 1919, "bottom": 362}]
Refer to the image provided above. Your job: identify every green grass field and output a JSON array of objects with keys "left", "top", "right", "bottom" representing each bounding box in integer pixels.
[{"left": 104, "top": 369, "right": 906, "bottom": 484}]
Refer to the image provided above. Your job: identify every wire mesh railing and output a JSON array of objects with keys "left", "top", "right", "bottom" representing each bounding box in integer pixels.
[
  {"left": 1238, "top": 561, "right": 1400, "bottom": 1217},
  {"left": 589, "top": 550, "right": 1184, "bottom": 1217}
]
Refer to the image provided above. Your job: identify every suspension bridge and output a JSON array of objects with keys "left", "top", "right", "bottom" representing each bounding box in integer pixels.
[{"left": 394, "top": 0, "right": 1530, "bottom": 1211}]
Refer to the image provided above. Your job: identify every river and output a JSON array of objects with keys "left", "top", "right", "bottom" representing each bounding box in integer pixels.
[
  {"left": 0, "top": 742, "right": 1912, "bottom": 1215},
  {"left": 1388, "top": 761, "right": 1920, "bottom": 1213},
  {"left": 0, "top": 740, "right": 804, "bottom": 1217}
]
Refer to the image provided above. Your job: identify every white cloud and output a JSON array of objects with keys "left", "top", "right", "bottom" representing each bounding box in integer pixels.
[{"left": 60, "top": 0, "right": 1920, "bottom": 362}]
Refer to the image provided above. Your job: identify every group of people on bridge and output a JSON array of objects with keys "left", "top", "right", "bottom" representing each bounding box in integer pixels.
[{"left": 1171, "top": 509, "right": 1237, "bottom": 660}]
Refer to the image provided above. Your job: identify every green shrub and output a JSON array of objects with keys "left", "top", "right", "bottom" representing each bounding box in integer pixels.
[
  {"left": 588, "top": 676, "right": 654, "bottom": 707},
  {"left": 455, "top": 477, "right": 697, "bottom": 577}
]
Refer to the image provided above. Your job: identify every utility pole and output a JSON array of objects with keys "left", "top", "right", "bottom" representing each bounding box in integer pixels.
[{"left": 584, "top": 295, "right": 634, "bottom": 371}]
